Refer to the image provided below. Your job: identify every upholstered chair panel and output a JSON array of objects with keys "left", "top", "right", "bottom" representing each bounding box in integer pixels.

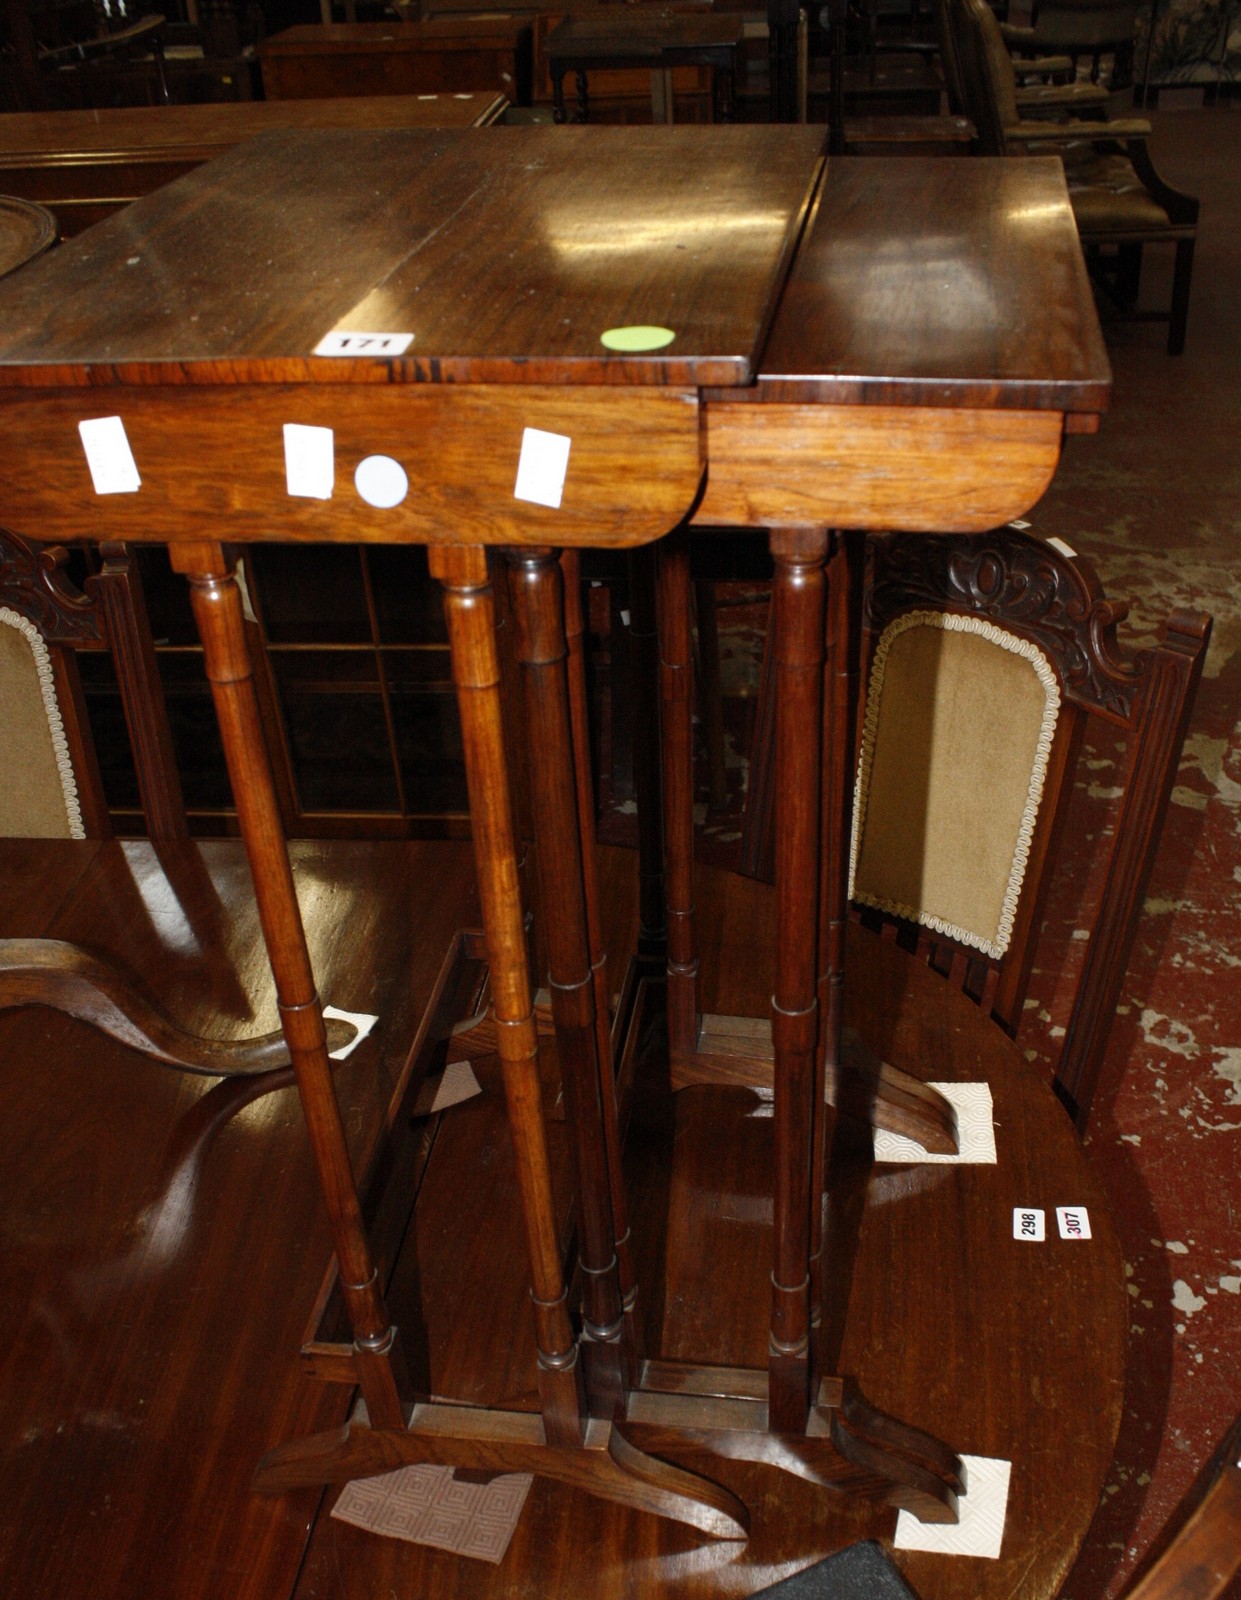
[
  {"left": 850, "top": 611, "right": 1060, "bottom": 958},
  {"left": 1, "top": 607, "right": 85, "bottom": 838}
]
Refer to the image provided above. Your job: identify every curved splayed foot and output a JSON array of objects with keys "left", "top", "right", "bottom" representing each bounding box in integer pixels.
[{"left": 0, "top": 938, "right": 356, "bottom": 1075}]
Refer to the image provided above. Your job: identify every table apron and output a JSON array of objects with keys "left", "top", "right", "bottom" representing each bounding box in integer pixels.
[
  {"left": 695, "top": 402, "right": 1065, "bottom": 533},
  {"left": 0, "top": 383, "right": 704, "bottom": 549}
]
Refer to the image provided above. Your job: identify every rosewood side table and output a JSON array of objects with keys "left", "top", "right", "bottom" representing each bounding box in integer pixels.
[{"left": 0, "top": 128, "right": 1113, "bottom": 1553}]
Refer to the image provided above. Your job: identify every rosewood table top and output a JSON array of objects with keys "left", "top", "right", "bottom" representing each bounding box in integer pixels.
[{"left": 0, "top": 130, "right": 1109, "bottom": 552}]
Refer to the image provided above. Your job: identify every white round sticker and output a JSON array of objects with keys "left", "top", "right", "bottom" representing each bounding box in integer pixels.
[{"left": 355, "top": 455, "right": 409, "bottom": 509}]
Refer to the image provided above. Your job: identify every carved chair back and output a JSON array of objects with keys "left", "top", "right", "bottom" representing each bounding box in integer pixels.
[
  {"left": 849, "top": 526, "right": 1210, "bottom": 1128},
  {"left": 0, "top": 527, "right": 187, "bottom": 840}
]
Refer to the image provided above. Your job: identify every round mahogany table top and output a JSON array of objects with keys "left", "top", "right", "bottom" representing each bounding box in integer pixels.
[
  {"left": 0, "top": 195, "right": 57, "bottom": 281},
  {"left": 301, "top": 863, "right": 1127, "bottom": 1600}
]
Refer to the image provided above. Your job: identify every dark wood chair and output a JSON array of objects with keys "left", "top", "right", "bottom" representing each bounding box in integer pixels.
[
  {"left": 0, "top": 527, "right": 185, "bottom": 841},
  {"left": 950, "top": 0, "right": 1198, "bottom": 353},
  {"left": 1002, "top": 0, "right": 1141, "bottom": 93},
  {"left": 931, "top": 0, "right": 1111, "bottom": 118},
  {"left": 742, "top": 527, "right": 1210, "bottom": 1131},
  {"left": 0, "top": 526, "right": 359, "bottom": 1070},
  {"left": 1116, "top": 1412, "right": 1241, "bottom": 1600},
  {"left": 4, "top": 0, "right": 170, "bottom": 110}
]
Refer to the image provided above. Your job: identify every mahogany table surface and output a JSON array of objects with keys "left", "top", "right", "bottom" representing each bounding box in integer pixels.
[
  {"left": 0, "top": 128, "right": 1109, "bottom": 559},
  {"left": 261, "top": 18, "right": 534, "bottom": 53},
  {"left": 0, "top": 841, "right": 1125, "bottom": 1600},
  {"left": 0, "top": 96, "right": 508, "bottom": 237},
  {"left": 0, "top": 94, "right": 507, "bottom": 166}
]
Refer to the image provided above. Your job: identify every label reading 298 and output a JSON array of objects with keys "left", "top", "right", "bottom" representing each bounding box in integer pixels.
[{"left": 1013, "top": 1207, "right": 1046, "bottom": 1241}]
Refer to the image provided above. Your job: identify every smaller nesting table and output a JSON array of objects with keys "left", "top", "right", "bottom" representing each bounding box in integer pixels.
[{"left": 546, "top": 11, "right": 744, "bottom": 122}]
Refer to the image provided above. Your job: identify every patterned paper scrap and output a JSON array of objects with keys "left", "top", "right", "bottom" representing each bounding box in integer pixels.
[
  {"left": 894, "top": 1455, "right": 1012, "bottom": 1559},
  {"left": 873, "top": 1082, "right": 997, "bottom": 1164},
  {"left": 332, "top": 1463, "right": 533, "bottom": 1563}
]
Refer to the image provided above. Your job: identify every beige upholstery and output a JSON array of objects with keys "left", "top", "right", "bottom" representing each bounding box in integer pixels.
[
  {"left": 0, "top": 606, "right": 85, "bottom": 838},
  {"left": 849, "top": 611, "right": 1060, "bottom": 960}
]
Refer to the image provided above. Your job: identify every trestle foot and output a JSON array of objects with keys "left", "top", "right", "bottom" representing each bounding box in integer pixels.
[
  {"left": 252, "top": 1402, "right": 749, "bottom": 1540},
  {"left": 671, "top": 1012, "right": 959, "bottom": 1155}
]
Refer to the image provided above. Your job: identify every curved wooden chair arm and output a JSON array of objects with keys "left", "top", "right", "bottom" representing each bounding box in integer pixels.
[
  {"left": 1124, "top": 139, "right": 1201, "bottom": 223},
  {"left": 37, "top": 12, "right": 167, "bottom": 64}
]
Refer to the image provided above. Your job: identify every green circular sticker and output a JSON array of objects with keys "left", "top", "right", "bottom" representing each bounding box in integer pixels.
[{"left": 599, "top": 325, "right": 677, "bottom": 353}]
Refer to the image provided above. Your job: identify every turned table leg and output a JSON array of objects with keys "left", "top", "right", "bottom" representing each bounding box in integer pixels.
[
  {"left": 171, "top": 540, "right": 405, "bottom": 1433},
  {"left": 507, "top": 547, "right": 631, "bottom": 1418},
  {"left": 767, "top": 528, "right": 830, "bottom": 1434},
  {"left": 561, "top": 548, "right": 643, "bottom": 1381},
  {"left": 429, "top": 545, "right": 587, "bottom": 1446},
  {"left": 656, "top": 527, "right": 700, "bottom": 1059}
]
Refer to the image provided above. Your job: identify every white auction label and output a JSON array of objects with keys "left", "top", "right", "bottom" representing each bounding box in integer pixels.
[
  {"left": 1056, "top": 1206, "right": 1092, "bottom": 1240},
  {"left": 1012, "top": 1207, "right": 1046, "bottom": 1242},
  {"left": 354, "top": 455, "right": 409, "bottom": 510},
  {"left": 283, "top": 423, "right": 334, "bottom": 500},
  {"left": 78, "top": 416, "right": 141, "bottom": 494},
  {"left": 313, "top": 331, "right": 414, "bottom": 358},
  {"left": 514, "top": 427, "right": 571, "bottom": 510}
]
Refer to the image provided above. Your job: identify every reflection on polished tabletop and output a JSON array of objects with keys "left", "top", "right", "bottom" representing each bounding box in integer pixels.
[
  {"left": 0, "top": 95, "right": 509, "bottom": 236},
  {"left": 0, "top": 128, "right": 1120, "bottom": 1598}
]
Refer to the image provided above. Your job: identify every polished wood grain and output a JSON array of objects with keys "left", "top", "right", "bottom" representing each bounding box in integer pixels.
[
  {"left": 0, "top": 835, "right": 482, "bottom": 1600},
  {"left": 506, "top": 546, "right": 629, "bottom": 1414},
  {"left": 0, "top": 96, "right": 507, "bottom": 235},
  {"left": 0, "top": 127, "right": 823, "bottom": 386},
  {"left": 750, "top": 156, "right": 1112, "bottom": 413},
  {"left": 0, "top": 384, "right": 705, "bottom": 550},
  {"left": 693, "top": 402, "right": 1068, "bottom": 533},
  {"left": 0, "top": 131, "right": 1119, "bottom": 1588}
]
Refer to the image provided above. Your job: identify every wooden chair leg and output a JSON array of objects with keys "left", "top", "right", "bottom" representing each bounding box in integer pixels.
[{"left": 1169, "top": 236, "right": 1195, "bottom": 355}]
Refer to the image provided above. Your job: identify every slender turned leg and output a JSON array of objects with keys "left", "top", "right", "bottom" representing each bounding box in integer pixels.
[
  {"left": 169, "top": 542, "right": 405, "bottom": 1433},
  {"left": 656, "top": 528, "right": 699, "bottom": 1059},
  {"left": 507, "top": 548, "right": 629, "bottom": 1419},
  {"left": 561, "top": 549, "right": 643, "bottom": 1382},
  {"left": 810, "top": 530, "right": 858, "bottom": 1330},
  {"left": 694, "top": 578, "right": 730, "bottom": 814},
  {"left": 767, "top": 528, "right": 829, "bottom": 1436},
  {"left": 429, "top": 545, "right": 586, "bottom": 1446},
  {"left": 628, "top": 544, "right": 667, "bottom": 963}
]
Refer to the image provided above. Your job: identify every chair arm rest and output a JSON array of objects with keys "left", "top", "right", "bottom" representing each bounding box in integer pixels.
[
  {"left": 1014, "top": 52, "right": 1075, "bottom": 77},
  {"left": 1000, "top": 22, "right": 1037, "bottom": 48},
  {"left": 1007, "top": 116, "right": 1152, "bottom": 142}
]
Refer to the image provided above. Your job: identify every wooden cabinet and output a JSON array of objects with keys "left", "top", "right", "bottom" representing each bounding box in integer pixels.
[{"left": 258, "top": 20, "right": 534, "bottom": 104}]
